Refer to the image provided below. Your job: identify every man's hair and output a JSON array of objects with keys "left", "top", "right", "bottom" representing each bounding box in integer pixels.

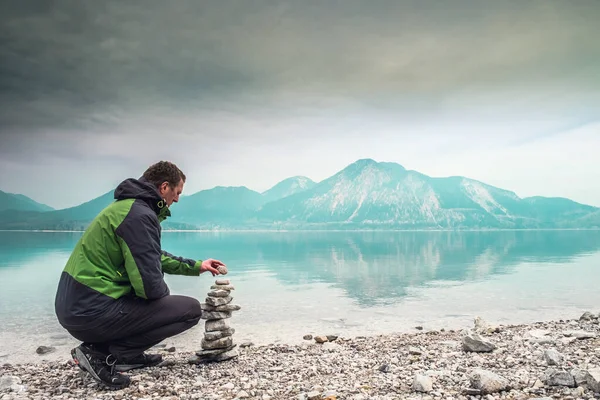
[{"left": 142, "top": 161, "right": 186, "bottom": 189}]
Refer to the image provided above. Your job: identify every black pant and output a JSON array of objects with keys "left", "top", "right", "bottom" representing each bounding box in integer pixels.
[{"left": 66, "top": 295, "right": 202, "bottom": 361}]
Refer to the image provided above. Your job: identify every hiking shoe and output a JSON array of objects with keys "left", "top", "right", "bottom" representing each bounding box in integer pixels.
[
  {"left": 71, "top": 345, "right": 131, "bottom": 389},
  {"left": 114, "top": 352, "right": 163, "bottom": 372}
]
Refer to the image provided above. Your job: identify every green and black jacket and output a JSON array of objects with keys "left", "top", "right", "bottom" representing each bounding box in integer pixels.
[{"left": 55, "top": 177, "right": 201, "bottom": 328}]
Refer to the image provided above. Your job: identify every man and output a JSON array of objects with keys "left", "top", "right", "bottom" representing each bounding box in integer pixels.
[{"left": 54, "top": 161, "right": 225, "bottom": 389}]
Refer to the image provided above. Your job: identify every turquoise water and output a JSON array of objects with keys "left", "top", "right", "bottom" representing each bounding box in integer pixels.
[{"left": 1, "top": 230, "right": 599, "bottom": 364}]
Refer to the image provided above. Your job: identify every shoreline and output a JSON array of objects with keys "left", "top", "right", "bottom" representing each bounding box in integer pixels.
[
  {"left": 1, "top": 313, "right": 599, "bottom": 399},
  {"left": 1, "top": 228, "right": 600, "bottom": 233}
]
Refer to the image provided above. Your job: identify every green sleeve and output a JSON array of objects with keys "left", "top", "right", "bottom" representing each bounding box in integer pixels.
[{"left": 160, "top": 250, "right": 202, "bottom": 276}]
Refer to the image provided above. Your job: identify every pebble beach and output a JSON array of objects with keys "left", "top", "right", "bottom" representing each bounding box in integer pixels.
[{"left": 2, "top": 312, "right": 600, "bottom": 400}]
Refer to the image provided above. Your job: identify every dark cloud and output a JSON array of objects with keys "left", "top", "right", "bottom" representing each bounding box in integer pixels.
[{"left": 0, "top": 0, "right": 599, "bottom": 153}]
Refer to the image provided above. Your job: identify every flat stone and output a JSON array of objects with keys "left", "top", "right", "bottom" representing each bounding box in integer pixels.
[
  {"left": 526, "top": 329, "right": 551, "bottom": 339},
  {"left": 216, "top": 265, "right": 228, "bottom": 275},
  {"left": 196, "top": 344, "right": 237, "bottom": 357},
  {"left": 36, "top": 345, "right": 55, "bottom": 355},
  {"left": 314, "top": 336, "right": 328, "bottom": 343},
  {"left": 205, "top": 295, "right": 233, "bottom": 306},
  {"left": 200, "top": 303, "right": 217, "bottom": 311},
  {"left": 197, "top": 347, "right": 239, "bottom": 363},
  {"left": 212, "top": 347, "right": 239, "bottom": 362},
  {"left": 529, "top": 338, "right": 555, "bottom": 345},
  {"left": 215, "top": 279, "right": 230, "bottom": 285},
  {"left": 214, "top": 303, "right": 241, "bottom": 312},
  {"left": 208, "top": 289, "right": 230, "bottom": 298},
  {"left": 210, "top": 284, "right": 235, "bottom": 291},
  {"left": 563, "top": 330, "right": 597, "bottom": 339},
  {"left": 205, "top": 318, "right": 231, "bottom": 332},
  {"left": 188, "top": 355, "right": 202, "bottom": 364},
  {"left": 201, "top": 336, "right": 233, "bottom": 350},
  {"left": 204, "top": 328, "right": 235, "bottom": 341},
  {"left": 200, "top": 311, "right": 232, "bottom": 320}
]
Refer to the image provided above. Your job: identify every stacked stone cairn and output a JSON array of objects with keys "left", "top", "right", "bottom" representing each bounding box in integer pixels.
[{"left": 194, "top": 277, "right": 240, "bottom": 363}]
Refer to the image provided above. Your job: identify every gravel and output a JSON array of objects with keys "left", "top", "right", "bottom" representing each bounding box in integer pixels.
[{"left": 1, "top": 312, "right": 600, "bottom": 400}]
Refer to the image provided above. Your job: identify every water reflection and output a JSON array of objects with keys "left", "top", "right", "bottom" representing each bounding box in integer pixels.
[
  {"left": 2, "top": 230, "right": 599, "bottom": 308},
  {"left": 0, "top": 231, "right": 81, "bottom": 267},
  {"left": 160, "top": 230, "right": 600, "bottom": 306}
]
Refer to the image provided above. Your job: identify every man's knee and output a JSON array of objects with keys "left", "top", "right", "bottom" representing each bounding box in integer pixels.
[
  {"left": 188, "top": 297, "right": 202, "bottom": 321},
  {"left": 170, "top": 295, "right": 202, "bottom": 321}
]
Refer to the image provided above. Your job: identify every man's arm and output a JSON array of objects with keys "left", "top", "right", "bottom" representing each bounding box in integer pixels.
[
  {"left": 161, "top": 251, "right": 202, "bottom": 276},
  {"left": 115, "top": 211, "right": 170, "bottom": 300}
]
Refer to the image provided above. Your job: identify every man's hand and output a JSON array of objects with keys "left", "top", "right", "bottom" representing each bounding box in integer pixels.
[{"left": 200, "top": 259, "right": 226, "bottom": 276}]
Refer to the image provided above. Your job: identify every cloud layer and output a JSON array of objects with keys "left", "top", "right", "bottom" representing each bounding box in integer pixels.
[{"left": 1, "top": 0, "right": 599, "bottom": 208}]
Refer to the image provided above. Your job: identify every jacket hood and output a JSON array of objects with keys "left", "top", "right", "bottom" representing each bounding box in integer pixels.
[{"left": 114, "top": 177, "right": 169, "bottom": 216}]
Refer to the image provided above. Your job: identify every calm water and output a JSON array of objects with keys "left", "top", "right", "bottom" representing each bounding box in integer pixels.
[{"left": 1, "top": 230, "right": 599, "bottom": 364}]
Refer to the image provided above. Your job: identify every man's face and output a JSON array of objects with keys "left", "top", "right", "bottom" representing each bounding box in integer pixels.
[{"left": 159, "top": 179, "right": 184, "bottom": 206}]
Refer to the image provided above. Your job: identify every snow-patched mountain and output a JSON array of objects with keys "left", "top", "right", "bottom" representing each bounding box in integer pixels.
[
  {"left": 261, "top": 176, "right": 316, "bottom": 203},
  {"left": 1, "top": 159, "right": 597, "bottom": 230},
  {"left": 256, "top": 159, "right": 597, "bottom": 229}
]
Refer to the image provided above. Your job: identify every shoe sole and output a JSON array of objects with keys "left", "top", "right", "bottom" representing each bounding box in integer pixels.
[
  {"left": 114, "top": 359, "right": 162, "bottom": 372},
  {"left": 72, "top": 347, "right": 128, "bottom": 390},
  {"left": 114, "top": 363, "right": 144, "bottom": 372}
]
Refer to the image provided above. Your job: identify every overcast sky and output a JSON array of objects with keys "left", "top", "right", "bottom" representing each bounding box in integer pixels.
[{"left": 1, "top": 0, "right": 599, "bottom": 209}]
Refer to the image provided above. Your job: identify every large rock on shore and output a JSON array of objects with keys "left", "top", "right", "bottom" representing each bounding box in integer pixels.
[
  {"left": 412, "top": 374, "right": 433, "bottom": 393},
  {"left": 587, "top": 368, "right": 600, "bottom": 393},
  {"left": 0, "top": 376, "right": 24, "bottom": 393},
  {"left": 543, "top": 368, "right": 576, "bottom": 387},
  {"left": 468, "top": 368, "right": 510, "bottom": 394},
  {"left": 543, "top": 348, "right": 563, "bottom": 366},
  {"left": 462, "top": 333, "right": 497, "bottom": 352}
]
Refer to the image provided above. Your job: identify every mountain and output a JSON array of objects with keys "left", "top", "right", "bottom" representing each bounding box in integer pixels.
[
  {"left": 0, "top": 190, "right": 115, "bottom": 230},
  {"left": 0, "top": 159, "right": 597, "bottom": 230},
  {"left": 255, "top": 159, "right": 598, "bottom": 229},
  {"left": 0, "top": 190, "right": 54, "bottom": 212},
  {"left": 168, "top": 186, "right": 265, "bottom": 227},
  {"left": 0, "top": 185, "right": 266, "bottom": 230},
  {"left": 261, "top": 176, "right": 316, "bottom": 203}
]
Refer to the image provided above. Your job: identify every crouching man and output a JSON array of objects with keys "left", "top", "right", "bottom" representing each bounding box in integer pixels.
[{"left": 54, "top": 161, "right": 225, "bottom": 389}]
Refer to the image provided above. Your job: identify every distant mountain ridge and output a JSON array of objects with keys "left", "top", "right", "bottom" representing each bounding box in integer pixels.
[
  {"left": 0, "top": 159, "right": 598, "bottom": 230},
  {"left": 261, "top": 176, "right": 316, "bottom": 204},
  {"left": 0, "top": 190, "right": 54, "bottom": 213}
]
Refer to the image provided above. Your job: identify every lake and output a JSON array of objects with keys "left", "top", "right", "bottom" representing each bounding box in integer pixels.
[{"left": 1, "top": 230, "right": 599, "bottom": 364}]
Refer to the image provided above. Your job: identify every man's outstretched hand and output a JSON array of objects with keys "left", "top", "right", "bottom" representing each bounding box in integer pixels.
[{"left": 200, "top": 259, "right": 226, "bottom": 276}]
